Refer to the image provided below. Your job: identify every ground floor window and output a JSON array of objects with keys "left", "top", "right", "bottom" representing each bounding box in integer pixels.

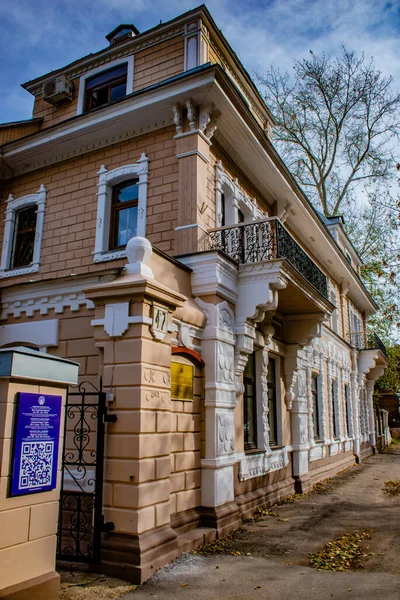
[
  {"left": 345, "top": 384, "right": 351, "bottom": 436},
  {"left": 267, "top": 357, "right": 278, "bottom": 446},
  {"left": 244, "top": 352, "right": 257, "bottom": 450},
  {"left": 332, "top": 380, "right": 339, "bottom": 438},
  {"left": 311, "top": 375, "right": 320, "bottom": 440}
]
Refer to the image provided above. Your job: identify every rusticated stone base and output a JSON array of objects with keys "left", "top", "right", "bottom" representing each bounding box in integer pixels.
[
  {"left": 0, "top": 572, "right": 59, "bottom": 600},
  {"left": 293, "top": 474, "right": 312, "bottom": 494},
  {"left": 200, "top": 501, "right": 242, "bottom": 537},
  {"left": 235, "top": 474, "right": 296, "bottom": 520},
  {"left": 99, "top": 518, "right": 217, "bottom": 584},
  {"left": 100, "top": 524, "right": 179, "bottom": 584},
  {"left": 308, "top": 449, "right": 356, "bottom": 485}
]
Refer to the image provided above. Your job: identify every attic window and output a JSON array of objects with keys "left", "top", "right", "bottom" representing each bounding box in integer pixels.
[
  {"left": 106, "top": 24, "right": 139, "bottom": 46},
  {"left": 84, "top": 64, "right": 128, "bottom": 112}
]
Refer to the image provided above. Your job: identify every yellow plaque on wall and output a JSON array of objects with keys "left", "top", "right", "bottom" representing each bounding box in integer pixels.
[{"left": 171, "top": 362, "right": 194, "bottom": 401}]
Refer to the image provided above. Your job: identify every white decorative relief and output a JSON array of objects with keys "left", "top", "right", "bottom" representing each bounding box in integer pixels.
[
  {"left": 215, "top": 161, "right": 263, "bottom": 227},
  {"left": 0, "top": 276, "right": 114, "bottom": 320},
  {"left": 94, "top": 155, "right": 149, "bottom": 263},
  {"left": 0, "top": 185, "right": 47, "bottom": 279},
  {"left": 218, "top": 413, "right": 235, "bottom": 454},
  {"left": 91, "top": 302, "right": 152, "bottom": 337},
  {"left": 238, "top": 447, "right": 289, "bottom": 481},
  {"left": 309, "top": 444, "right": 325, "bottom": 461}
]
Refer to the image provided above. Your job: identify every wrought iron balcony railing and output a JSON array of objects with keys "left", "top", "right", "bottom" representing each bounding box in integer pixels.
[
  {"left": 207, "top": 217, "right": 328, "bottom": 299},
  {"left": 347, "top": 331, "right": 387, "bottom": 356}
]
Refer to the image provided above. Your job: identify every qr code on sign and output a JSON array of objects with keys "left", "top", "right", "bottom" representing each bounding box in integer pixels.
[{"left": 19, "top": 441, "right": 54, "bottom": 489}]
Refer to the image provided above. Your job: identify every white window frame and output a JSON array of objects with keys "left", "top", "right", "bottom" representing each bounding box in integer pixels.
[
  {"left": 0, "top": 185, "right": 47, "bottom": 278},
  {"left": 76, "top": 56, "right": 134, "bottom": 116},
  {"left": 94, "top": 154, "right": 149, "bottom": 263},
  {"left": 215, "top": 161, "right": 263, "bottom": 227}
]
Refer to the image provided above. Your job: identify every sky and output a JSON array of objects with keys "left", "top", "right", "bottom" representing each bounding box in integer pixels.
[{"left": 1, "top": 0, "right": 400, "bottom": 124}]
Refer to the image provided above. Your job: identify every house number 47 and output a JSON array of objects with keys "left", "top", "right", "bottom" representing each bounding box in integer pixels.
[{"left": 151, "top": 306, "right": 169, "bottom": 340}]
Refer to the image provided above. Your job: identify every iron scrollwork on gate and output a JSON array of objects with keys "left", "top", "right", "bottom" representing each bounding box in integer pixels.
[{"left": 57, "top": 378, "right": 115, "bottom": 563}]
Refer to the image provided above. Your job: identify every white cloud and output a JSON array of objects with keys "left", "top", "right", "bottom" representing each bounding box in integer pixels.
[{"left": 0, "top": 0, "right": 399, "bottom": 123}]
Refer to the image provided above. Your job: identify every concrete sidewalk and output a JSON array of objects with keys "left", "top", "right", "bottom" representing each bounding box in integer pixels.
[{"left": 125, "top": 448, "right": 400, "bottom": 600}]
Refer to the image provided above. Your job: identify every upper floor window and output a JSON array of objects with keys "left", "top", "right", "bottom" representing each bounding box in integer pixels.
[
  {"left": 12, "top": 206, "right": 37, "bottom": 268},
  {"left": 84, "top": 64, "right": 128, "bottom": 112},
  {"left": 94, "top": 155, "right": 149, "bottom": 263},
  {"left": 77, "top": 56, "right": 134, "bottom": 115},
  {"left": 0, "top": 186, "right": 46, "bottom": 278},
  {"left": 110, "top": 179, "right": 139, "bottom": 249}
]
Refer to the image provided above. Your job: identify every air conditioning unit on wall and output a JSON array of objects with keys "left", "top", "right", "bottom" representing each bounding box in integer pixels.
[{"left": 43, "top": 75, "right": 73, "bottom": 106}]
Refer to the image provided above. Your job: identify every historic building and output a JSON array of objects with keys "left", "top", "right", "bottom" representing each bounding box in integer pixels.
[{"left": 0, "top": 5, "right": 387, "bottom": 583}]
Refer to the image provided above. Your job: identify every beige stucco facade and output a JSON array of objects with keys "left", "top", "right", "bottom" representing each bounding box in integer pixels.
[{"left": 0, "top": 5, "right": 388, "bottom": 586}]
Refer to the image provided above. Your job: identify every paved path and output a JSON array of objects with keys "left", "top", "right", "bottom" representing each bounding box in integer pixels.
[{"left": 126, "top": 448, "right": 400, "bottom": 600}]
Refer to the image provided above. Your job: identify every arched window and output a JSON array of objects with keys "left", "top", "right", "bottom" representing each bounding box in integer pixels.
[
  {"left": 94, "top": 155, "right": 149, "bottom": 263},
  {"left": 0, "top": 186, "right": 46, "bottom": 278}
]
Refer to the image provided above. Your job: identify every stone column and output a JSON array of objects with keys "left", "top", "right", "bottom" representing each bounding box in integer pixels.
[
  {"left": 350, "top": 350, "right": 361, "bottom": 457},
  {"left": 0, "top": 348, "right": 79, "bottom": 600},
  {"left": 196, "top": 299, "right": 241, "bottom": 535},
  {"left": 85, "top": 238, "right": 186, "bottom": 583}
]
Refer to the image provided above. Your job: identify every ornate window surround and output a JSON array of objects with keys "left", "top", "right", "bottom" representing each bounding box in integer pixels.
[
  {"left": 94, "top": 155, "right": 149, "bottom": 263},
  {"left": 76, "top": 56, "right": 134, "bottom": 116},
  {"left": 215, "top": 161, "right": 265, "bottom": 227},
  {"left": 0, "top": 185, "right": 47, "bottom": 278}
]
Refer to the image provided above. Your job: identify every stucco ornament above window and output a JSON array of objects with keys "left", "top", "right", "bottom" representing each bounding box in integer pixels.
[
  {"left": 94, "top": 154, "right": 149, "bottom": 263},
  {"left": 0, "top": 185, "right": 47, "bottom": 278},
  {"left": 215, "top": 161, "right": 265, "bottom": 227}
]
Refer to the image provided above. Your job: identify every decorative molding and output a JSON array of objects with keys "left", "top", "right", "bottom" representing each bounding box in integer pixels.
[
  {"left": 176, "top": 149, "right": 209, "bottom": 163},
  {"left": 0, "top": 275, "right": 113, "bottom": 319},
  {"left": 91, "top": 302, "right": 152, "bottom": 337},
  {"left": 27, "top": 26, "right": 185, "bottom": 96},
  {"left": 215, "top": 160, "right": 264, "bottom": 227},
  {"left": 0, "top": 185, "right": 47, "bottom": 279},
  {"left": 238, "top": 447, "right": 289, "bottom": 481},
  {"left": 94, "top": 155, "right": 149, "bottom": 262},
  {"left": 179, "top": 252, "right": 238, "bottom": 304},
  {"left": 309, "top": 443, "right": 325, "bottom": 461},
  {"left": 0, "top": 319, "right": 59, "bottom": 349}
]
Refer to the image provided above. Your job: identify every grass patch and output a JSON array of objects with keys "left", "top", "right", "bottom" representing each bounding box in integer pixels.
[
  {"left": 309, "top": 530, "right": 373, "bottom": 572},
  {"left": 382, "top": 480, "right": 400, "bottom": 495}
]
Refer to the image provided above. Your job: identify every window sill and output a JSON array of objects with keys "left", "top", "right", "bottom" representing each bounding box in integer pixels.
[
  {"left": 0, "top": 264, "right": 39, "bottom": 278},
  {"left": 93, "top": 249, "right": 127, "bottom": 263}
]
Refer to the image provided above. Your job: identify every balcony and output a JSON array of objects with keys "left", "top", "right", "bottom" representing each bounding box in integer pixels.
[
  {"left": 348, "top": 331, "right": 387, "bottom": 357},
  {"left": 207, "top": 217, "right": 328, "bottom": 300}
]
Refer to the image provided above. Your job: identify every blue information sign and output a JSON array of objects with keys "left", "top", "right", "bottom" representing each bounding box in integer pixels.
[{"left": 10, "top": 392, "right": 62, "bottom": 497}]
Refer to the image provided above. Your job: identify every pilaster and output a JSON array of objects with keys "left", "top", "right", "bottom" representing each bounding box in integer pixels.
[{"left": 85, "top": 238, "right": 186, "bottom": 583}]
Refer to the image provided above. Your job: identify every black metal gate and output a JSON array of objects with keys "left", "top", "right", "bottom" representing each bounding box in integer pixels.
[{"left": 57, "top": 379, "right": 114, "bottom": 563}]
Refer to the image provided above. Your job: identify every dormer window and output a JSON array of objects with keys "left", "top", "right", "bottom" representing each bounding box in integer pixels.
[
  {"left": 76, "top": 56, "right": 134, "bottom": 116},
  {"left": 84, "top": 64, "right": 128, "bottom": 112}
]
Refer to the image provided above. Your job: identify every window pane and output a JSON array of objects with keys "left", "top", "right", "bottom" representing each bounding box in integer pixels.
[
  {"left": 332, "top": 382, "right": 338, "bottom": 438},
  {"left": 117, "top": 182, "right": 139, "bottom": 203},
  {"left": 110, "top": 82, "right": 127, "bottom": 102},
  {"left": 85, "top": 64, "right": 128, "bottom": 90},
  {"left": 345, "top": 385, "right": 351, "bottom": 435},
  {"left": 12, "top": 206, "right": 36, "bottom": 268},
  {"left": 312, "top": 376, "right": 320, "bottom": 439},
  {"left": 243, "top": 353, "right": 257, "bottom": 450},
  {"left": 116, "top": 206, "right": 138, "bottom": 247},
  {"left": 267, "top": 358, "right": 277, "bottom": 446}
]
